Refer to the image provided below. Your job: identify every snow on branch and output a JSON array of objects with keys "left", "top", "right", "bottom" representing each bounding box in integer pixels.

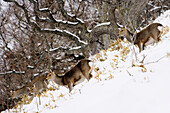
[
  {"left": 43, "top": 28, "right": 63, "bottom": 33},
  {"left": 49, "top": 46, "right": 82, "bottom": 52},
  {"left": 40, "top": 27, "right": 88, "bottom": 45},
  {"left": 63, "top": 30, "right": 88, "bottom": 45},
  {"left": 150, "top": 6, "right": 161, "bottom": 12},
  {"left": 67, "top": 12, "right": 75, "bottom": 17},
  {"left": 27, "top": 65, "right": 34, "bottom": 69},
  {"left": 94, "top": 22, "right": 110, "bottom": 28},
  {"left": 0, "top": 70, "right": 25, "bottom": 75},
  {"left": 55, "top": 20, "right": 79, "bottom": 25},
  {"left": 58, "top": 0, "right": 85, "bottom": 24},
  {"left": 30, "top": 21, "right": 87, "bottom": 45},
  {"left": 69, "top": 46, "right": 82, "bottom": 50},
  {"left": 3, "top": 0, "right": 88, "bottom": 46},
  {"left": 39, "top": 8, "right": 49, "bottom": 12},
  {"left": 36, "top": 16, "right": 80, "bottom": 28},
  {"left": 76, "top": 18, "right": 85, "bottom": 24},
  {"left": 49, "top": 46, "right": 70, "bottom": 52}
]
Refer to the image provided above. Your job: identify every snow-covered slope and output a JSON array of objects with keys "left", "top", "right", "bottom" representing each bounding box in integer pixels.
[{"left": 4, "top": 10, "right": 170, "bottom": 113}]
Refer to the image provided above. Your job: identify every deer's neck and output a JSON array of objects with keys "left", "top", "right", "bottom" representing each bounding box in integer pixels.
[
  {"left": 126, "top": 30, "right": 134, "bottom": 43},
  {"left": 54, "top": 76, "right": 63, "bottom": 85}
]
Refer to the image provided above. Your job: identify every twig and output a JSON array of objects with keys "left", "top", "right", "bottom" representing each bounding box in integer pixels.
[
  {"left": 143, "top": 55, "right": 166, "bottom": 65},
  {"left": 126, "top": 70, "right": 133, "bottom": 76},
  {"left": 140, "top": 54, "right": 147, "bottom": 63}
]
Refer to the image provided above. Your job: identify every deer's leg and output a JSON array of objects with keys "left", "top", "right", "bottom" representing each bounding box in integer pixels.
[
  {"left": 151, "top": 33, "right": 160, "bottom": 43},
  {"left": 154, "top": 35, "right": 159, "bottom": 43},
  {"left": 138, "top": 42, "right": 142, "bottom": 52},
  {"left": 38, "top": 94, "right": 41, "bottom": 105},
  {"left": 157, "top": 32, "right": 161, "bottom": 42},
  {"left": 89, "top": 73, "right": 93, "bottom": 80},
  {"left": 68, "top": 82, "right": 73, "bottom": 93},
  {"left": 142, "top": 44, "right": 145, "bottom": 51},
  {"left": 141, "top": 42, "right": 145, "bottom": 51},
  {"left": 28, "top": 94, "right": 34, "bottom": 103},
  {"left": 157, "top": 30, "right": 161, "bottom": 42}
]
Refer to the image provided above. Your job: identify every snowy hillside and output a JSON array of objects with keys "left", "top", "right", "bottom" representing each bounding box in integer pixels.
[{"left": 4, "top": 10, "right": 170, "bottom": 113}]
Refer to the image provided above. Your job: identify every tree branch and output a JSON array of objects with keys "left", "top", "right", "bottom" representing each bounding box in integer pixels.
[{"left": 3, "top": 0, "right": 88, "bottom": 46}]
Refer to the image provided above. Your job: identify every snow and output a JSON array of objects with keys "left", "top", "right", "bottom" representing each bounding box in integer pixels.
[
  {"left": 150, "top": 6, "right": 161, "bottom": 12},
  {"left": 63, "top": 30, "right": 88, "bottom": 45},
  {"left": 69, "top": 46, "right": 82, "bottom": 50},
  {"left": 94, "top": 22, "right": 110, "bottom": 28},
  {"left": 0, "top": 0, "right": 9, "bottom": 11},
  {"left": 39, "top": 8, "right": 49, "bottom": 11},
  {"left": 49, "top": 46, "right": 82, "bottom": 51},
  {"left": 67, "top": 13, "right": 75, "bottom": 17},
  {"left": 27, "top": 65, "right": 34, "bottom": 69},
  {"left": 0, "top": 71, "right": 25, "bottom": 75},
  {"left": 42, "top": 28, "right": 88, "bottom": 45},
  {"left": 3, "top": 10, "right": 170, "bottom": 113},
  {"left": 76, "top": 18, "right": 85, "bottom": 23},
  {"left": 49, "top": 47, "right": 67, "bottom": 52},
  {"left": 43, "top": 28, "right": 63, "bottom": 33},
  {"left": 55, "top": 19, "right": 79, "bottom": 25}
]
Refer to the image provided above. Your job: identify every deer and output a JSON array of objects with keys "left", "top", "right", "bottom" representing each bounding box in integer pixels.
[
  {"left": 11, "top": 87, "right": 30, "bottom": 99},
  {"left": 47, "top": 59, "right": 93, "bottom": 92},
  {"left": 119, "top": 23, "right": 163, "bottom": 52},
  {"left": 11, "top": 74, "right": 48, "bottom": 104}
]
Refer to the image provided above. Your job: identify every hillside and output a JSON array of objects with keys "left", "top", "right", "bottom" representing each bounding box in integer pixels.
[{"left": 4, "top": 10, "right": 170, "bottom": 113}]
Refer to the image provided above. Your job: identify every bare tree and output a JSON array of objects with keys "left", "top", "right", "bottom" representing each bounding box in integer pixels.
[{"left": 1, "top": 0, "right": 169, "bottom": 111}]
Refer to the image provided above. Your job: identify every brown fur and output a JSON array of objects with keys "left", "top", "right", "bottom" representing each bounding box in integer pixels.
[
  {"left": 119, "top": 23, "right": 163, "bottom": 52},
  {"left": 11, "top": 74, "right": 48, "bottom": 101},
  {"left": 11, "top": 87, "right": 30, "bottom": 99},
  {"left": 78, "top": 59, "right": 93, "bottom": 81},
  {"left": 47, "top": 59, "right": 92, "bottom": 92},
  {"left": 29, "top": 79, "right": 48, "bottom": 104}
]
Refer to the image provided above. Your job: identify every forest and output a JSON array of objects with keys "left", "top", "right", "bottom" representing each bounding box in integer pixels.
[{"left": 0, "top": 0, "right": 170, "bottom": 112}]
